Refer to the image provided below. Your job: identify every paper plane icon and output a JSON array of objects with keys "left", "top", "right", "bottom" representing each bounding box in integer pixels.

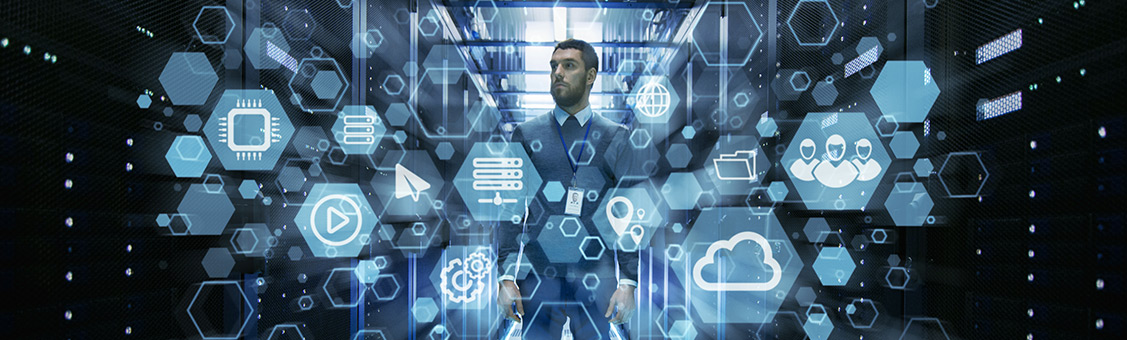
[
  {"left": 395, "top": 163, "right": 431, "bottom": 202},
  {"left": 326, "top": 206, "right": 351, "bottom": 234}
]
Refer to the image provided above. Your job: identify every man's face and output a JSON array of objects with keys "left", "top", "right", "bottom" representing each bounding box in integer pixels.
[{"left": 550, "top": 48, "right": 595, "bottom": 108}]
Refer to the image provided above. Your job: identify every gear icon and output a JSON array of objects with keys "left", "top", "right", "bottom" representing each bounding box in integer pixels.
[
  {"left": 465, "top": 251, "right": 491, "bottom": 280},
  {"left": 440, "top": 251, "right": 491, "bottom": 304}
]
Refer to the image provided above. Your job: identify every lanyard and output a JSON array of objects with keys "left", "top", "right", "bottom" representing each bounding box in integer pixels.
[{"left": 554, "top": 117, "right": 592, "bottom": 175}]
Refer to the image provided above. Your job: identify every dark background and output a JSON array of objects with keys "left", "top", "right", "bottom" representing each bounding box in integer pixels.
[{"left": 2, "top": 0, "right": 1125, "bottom": 339}]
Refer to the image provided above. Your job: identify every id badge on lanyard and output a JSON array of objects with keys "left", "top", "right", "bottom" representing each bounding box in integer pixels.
[
  {"left": 565, "top": 186, "right": 584, "bottom": 216},
  {"left": 557, "top": 118, "right": 592, "bottom": 216}
]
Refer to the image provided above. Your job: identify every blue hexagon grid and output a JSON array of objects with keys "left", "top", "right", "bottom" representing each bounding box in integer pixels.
[
  {"left": 165, "top": 135, "right": 213, "bottom": 178},
  {"left": 803, "top": 303, "right": 835, "bottom": 340},
  {"left": 811, "top": 246, "right": 857, "bottom": 286},
  {"left": 351, "top": 29, "right": 385, "bottom": 59},
  {"left": 704, "top": 135, "right": 768, "bottom": 196},
  {"left": 542, "top": 181, "right": 565, "bottom": 202},
  {"left": 629, "top": 76, "right": 681, "bottom": 124},
  {"left": 452, "top": 142, "right": 542, "bottom": 222},
  {"left": 266, "top": 324, "right": 305, "bottom": 340},
  {"left": 281, "top": 10, "right": 316, "bottom": 41},
  {"left": 177, "top": 184, "right": 235, "bottom": 236},
  {"left": 187, "top": 281, "right": 254, "bottom": 339},
  {"left": 311, "top": 71, "right": 343, "bottom": 99},
  {"left": 592, "top": 187, "right": 663, "bottom": 252},
  {"left": 890, "top": 131, "right": 921, "bottom": 159},
  {"left": 230, "top": 227, "right": 259, "bottom": 254},
  {"left": 870, "top": 60, "right": 942, "bottom": 123},
  {"left": 689, "top": 1, "right": 763, "bottom": 67},
  {"left": 767, "top": 182, "right": 790, "bottom": 202},
  {"left": 323, "top": 267, "right": 365, "bottom": 308},
  {"left": 184, "top": 114, "right": 203, "bottom": 132},
  {"left": 331, "top": 105, "right": 386, "bottom": 155},
  {"left": 885, "top": 182, "right": 935, "bottom": 227},
  {"left": 665, "top": 143, "right": 693, "bottom": 168},
  {"left": 158, "top": 52, "right": 218, "bottom": 106},
  {"left": 846, "top": 298, "right": 880, "bottom": 329},
  {"left": 193, "top": 6, "right": 236, "bottom": 45},
  {"left": 202, "top": 90, "right": 295, "bottom": 171},
  {"left": 914, "top": 158, "right": 935, "bottom": 177},
  {"left": 786, "top": 0, "right": 840, "bottom": 47},
  {"left": 662, "top": 172, "right": 703, "bottom": 210},
  {"left": 672, "top": 208, "right": 801, "bottom": 324},
  {"left": 790, "top": 71, "right": 812, "bottom": 91},
  {"left": 811, "top": 77, "right": 839, "bottom": 106},
  {"left": 237, "top": 179, "right": 259, "bottom": 199},
  {"left": 289, "top": 57, "right": 348, "bottom": 113},
  {"left": 782, "top": 112, "right": 891, "bottom": 210},
  {"left": 294, "top": 183, "right": 378, "bottom": 258},
  {"left": 937, "top": 151, "right": 990, "bottom": 198},
  {"left": 385, "top": 103, "right": 411, "bottom": 127},
  {"left": 136, "top": 94, "right": 151, "bottom": 109},
  {"left": 201, "top": 247, "right": 235, "bottom": 278},
  {"left": 537, "top": 215, "right": 589, "bottom": 263}
]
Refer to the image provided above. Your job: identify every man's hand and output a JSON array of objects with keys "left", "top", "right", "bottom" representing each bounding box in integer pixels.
[
  {"left": 498, "top": 280, "right": 524, "bottom": 322},
  {"left": 605, "top": 284, "right": 636, "bottom": 324}
]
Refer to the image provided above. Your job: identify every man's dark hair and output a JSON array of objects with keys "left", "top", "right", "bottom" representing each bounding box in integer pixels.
[{"left": 554, "top": 39, "right": 599, "bottom": 73}]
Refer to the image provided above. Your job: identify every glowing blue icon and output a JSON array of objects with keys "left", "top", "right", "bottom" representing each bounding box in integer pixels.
[
  {"left": 331, "top": 105, "right": 386, "bottom": 155},
  {"left": 453, "top": 142, "right": 542, "bottom": 222},
  {"left": 439, "top": 250, "right": 491, "bottom": 304},
  {"left": 693, "top": 231, "right": 781, "bottom": 291},
  {"left": 395, "top": 164, "right": 431, "bottom": 202},
  {"left": 672, "top": 208, "right": 801, "bottom": 324},
  {"left": 712, "top": 150, "right": 758, "bottom": 181},
  {"left": 218, "top": 99, "right": 279, "bottom": 161},
  {"left": 782, "top": 112, "right": 890, "bottom": 210},
  {"left": 629, "top": 76, "right": 680, "bottom": 124},
  {"left": 203, "top": 90, "right": 294, "bottom": 171},
  {"left": 294, "top": 183, "right": 378, "bottom": 257}
]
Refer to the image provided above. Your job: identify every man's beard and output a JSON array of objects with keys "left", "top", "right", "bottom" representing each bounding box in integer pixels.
[{"left": 551, "top": 84, "right": 583, "bottom": 108}]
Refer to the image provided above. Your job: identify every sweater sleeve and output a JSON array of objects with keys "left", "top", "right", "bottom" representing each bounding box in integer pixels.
[
  {"left": 605, "top": 124, "right": 640, "bottom": 285},
  {"left": 495, "top": 125, "right": 528, "bottom": 282}
]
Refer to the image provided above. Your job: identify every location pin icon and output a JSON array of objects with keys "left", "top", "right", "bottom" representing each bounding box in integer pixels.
[
  {"left": 629, "top": 224, "right": 644, "bottom": 246},
  {"left": 605, "top": 196, "right": 634, "bottom": 238}
]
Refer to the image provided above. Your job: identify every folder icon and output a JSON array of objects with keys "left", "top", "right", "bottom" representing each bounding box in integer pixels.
[{"left": 712, "top": 150, "right": 757, "bottom": 181}]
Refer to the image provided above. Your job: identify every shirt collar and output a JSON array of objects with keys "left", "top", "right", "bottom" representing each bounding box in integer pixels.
[{"left": 552, "top": 105, "right": 593, "bottom": 127}]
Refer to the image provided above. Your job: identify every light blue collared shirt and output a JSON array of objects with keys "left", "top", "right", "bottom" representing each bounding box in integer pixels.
[{"left": 552, "top": 105, "right": 593, "bottom": 127}]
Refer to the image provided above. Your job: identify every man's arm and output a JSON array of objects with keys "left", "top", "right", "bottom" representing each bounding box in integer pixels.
[
  {"left": 496, "top": 125, "right": 528, "bottom": 322},
  {"left": 495, "top": 124, "right": 529, "bottom": 282},
  {"left": 605, "top": 125, "right": 642, "bottom": 287}
]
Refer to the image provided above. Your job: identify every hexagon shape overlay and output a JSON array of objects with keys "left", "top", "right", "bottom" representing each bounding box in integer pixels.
[
  {"left": 294, "top": 184, "right": 379, "bottom": 258},
  {"left": 781, "top": 112, "right": 890, "bottom": 210}
]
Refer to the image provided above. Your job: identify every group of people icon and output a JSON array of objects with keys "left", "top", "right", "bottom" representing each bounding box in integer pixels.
[{"left": 789, "top": 135, "right": 882, "bottom": 188}]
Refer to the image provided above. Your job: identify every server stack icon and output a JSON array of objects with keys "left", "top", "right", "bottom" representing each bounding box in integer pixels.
[
  {"left": 340, "top": 112, "right": 376, "bottom": 145},
  {"left": 472, "top": 157, "right": 523, "bottom": 206}
]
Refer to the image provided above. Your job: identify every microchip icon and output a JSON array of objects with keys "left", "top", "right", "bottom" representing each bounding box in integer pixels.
[{"left": 218, "top": 99, "right": 281, "bottom": 161}]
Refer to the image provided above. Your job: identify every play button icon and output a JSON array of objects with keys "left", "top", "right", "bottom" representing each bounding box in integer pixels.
[
  {"left": 326, "top": 206, "right": 351, "bottom": 234},
  {"left": 309, "top": 194, "right": 364, "bottom": 247}
]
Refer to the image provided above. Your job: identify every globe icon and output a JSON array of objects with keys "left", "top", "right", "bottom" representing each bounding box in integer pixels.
[{"left": 635, "top": 81, "right": 671, "bottom": 118}]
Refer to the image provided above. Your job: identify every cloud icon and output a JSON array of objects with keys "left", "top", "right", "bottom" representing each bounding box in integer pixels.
[{"left": 692, "top": 231, "right": 782, "bottom": 291}]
